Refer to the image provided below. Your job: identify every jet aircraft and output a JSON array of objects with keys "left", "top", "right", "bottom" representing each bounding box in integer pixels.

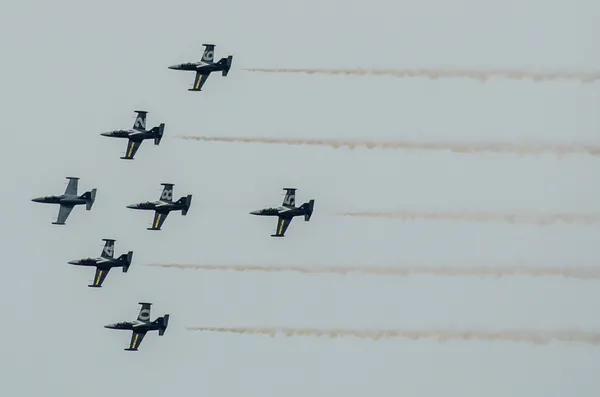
[
  {"left": 68, "top": 239, "right": 133, "bottom": 288},
  {"left": 168, "top": 44, "right": 233, "bottom": 91},
  {"left": 105, "top": 302, "right": 169, "bottom": 351},
  {"left": 250, "top": 188, "right": 314, "bottom": 237},
  {"left": 32, "top": 177, "right": 97, "bottom": 225},
  {"left": 126, "top": 183, "right": 192, "bottom": 230},
  {"left": 100, "top": 110, "right": 165, "bottom": 160}
]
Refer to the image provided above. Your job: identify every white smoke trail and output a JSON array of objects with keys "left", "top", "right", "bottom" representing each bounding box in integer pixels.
[
  {"left": 340, "top": 211, "right": 600, "bottom": 226},
  {"left": 176, "top": 136, "right": 600, "bottom": 157},
  {"left": 147, "top": 264, "right": 600, "bottom": 281},
  {"left": 244, "top": 68, "right": 600, "bottom": 84},
  {"left": 187, "top": 326, "right": 600, "bottom": 346}
]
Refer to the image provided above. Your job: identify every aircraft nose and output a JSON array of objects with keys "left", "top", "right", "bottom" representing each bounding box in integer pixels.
[
  {"left": 250, "top": 210, "right": 261, "bottom": 215},
  {"left": 168, "top": 64, "right": 179, "bottom": 70},
  {"left": 31, "top": 197, "right": 44, "bottom": 203},
  {"left": 126, "top": 204, "right": 136, "bottom": 209},
  {"left": 104, "top": 323, "right": 117, "bottom": 329},
  {"left": 100, "top": 132, "right": 112, "bottom": 137},
  {"left": 67, "top": 260, "right": 80, "bottom": 265}
]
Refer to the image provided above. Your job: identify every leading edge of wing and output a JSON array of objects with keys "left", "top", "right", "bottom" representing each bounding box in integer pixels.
[
  {"left": 88, "top": 267, "right": 111, "bottom": 288},
  {"left": 52, "top": 204, "right": 74, "bottom": 225},
  {"left": 121, "top": 139, "right": 142, "bottom": 160},
  {"left": 125, "top": 330, "right": 147, "bottom": 351},
  {"left": 188, "top": 72, "right": 211, "bottom": 91},
  {"left": 271, "top": 217, "right": 292, "bottom": 237}
]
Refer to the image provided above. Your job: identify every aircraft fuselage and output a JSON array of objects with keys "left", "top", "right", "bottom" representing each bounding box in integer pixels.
[
  {"left": 126, "top": 200, "right": 181, "bottom": 212},
  {"left": 101, "top": 129, "right": 150, "bottom": 141},
  {"left": 68, "top": 257, "right": 122, "bottom": 268},
  {"left": 168, "top": 61, "right": 227, "bottom": 73},
  {"left": 105, "top": 320, "right": 161, "bottom": 332},
  {"left": 31, "top": 194, "right": 85, "bottom": 206},
  {"left": 250, "top": 206, "right": 302, "bottom": 218}
]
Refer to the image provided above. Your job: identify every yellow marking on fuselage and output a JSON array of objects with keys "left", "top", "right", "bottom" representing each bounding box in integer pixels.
[
  {"left": 96, "top": 270, "right": 103, "bottom": 285},
  {"left": 132, "top": 334, "right": 139, "bottom": 349},
  {"left": 154, "top": 214, "right": 161, "bottom": 229},
  {"left": 195, "top": 74, "right": 203, "bottom": 89},
  {"left": 128, "top": 142, "right": 135, "bottom": 157},
  {"left": 278, "top": 219, "right": 284, "bottom": 235}
]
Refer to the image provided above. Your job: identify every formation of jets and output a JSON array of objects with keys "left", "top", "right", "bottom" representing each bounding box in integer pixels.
[{"left": 31, "top": 44, "right": 314, "bottom": 351}]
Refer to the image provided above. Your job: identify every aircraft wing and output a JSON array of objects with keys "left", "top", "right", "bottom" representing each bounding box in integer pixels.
[
  {"left": 88, "top": 267, "right": 111, "bottom": 288},
  {"left": 137, "top": 303, "right": 152, "bottom": 322},
  {"left": 101, "top": 239, "right": 115, "bottom": 258},
  {"left": 133, "top": 111, "right": 147, "bottom": 131},
  {"left": 52, "top": 204, "right": 74, "bottom": 225},
  {"left": 282, "top": 189, "right": 296, "bottom": 208},
  {"left": 271, "top": 216, "right": 292, "bottom": 237},
  {"left": 64, "top": 177, "right": 78, "bottom": 196},
  {"left": 188, "top": 72, "right": 211, "bottom": 91},
  {"left": 125, "top": 330, "right": 147, "bottom": 351},
  {"left": 148, "top": 211, "right": 169, "bottom": 230},
  {"left": 121, "top": 139, "right": 142, "bottom": 160}
]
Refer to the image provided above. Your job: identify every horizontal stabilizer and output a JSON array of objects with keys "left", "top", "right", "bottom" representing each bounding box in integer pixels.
[
  {"left": 222, "top": 55, "right": 233, "bottom": 76},
  {"left": 123, "top": 251, "right": 133, "bottom": 272},
  {"left": 84, "top": 189, "right": 97, "bottom": 210},
  {"left": 159, "top": 314, "right": 170, "bottom": 336},
  {"left": 181, "top": 195, "right": 192, "bottom": 215},
  {"left": 304, "top": 199, "right": 315, "bottom": 221},
  {"left": 154, "top": 123, "right": 165, "bottom": 145}
]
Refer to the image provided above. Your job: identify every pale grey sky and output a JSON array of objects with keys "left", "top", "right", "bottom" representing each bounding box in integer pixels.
[{"left": 1, "top": 0, "right": 599, "bottom": 396}]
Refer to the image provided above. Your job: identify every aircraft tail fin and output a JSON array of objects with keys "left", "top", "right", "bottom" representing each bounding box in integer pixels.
[
  {"left": 302, "top": 199, "right": 315, "bottom": 221},
  {"left": 221, "top": 56, "right": 233, "bottom": 76},
  {"left": 121, "top": 251, "right": 133, "bottom": 273},
  {"left": 80, "top": 188, "right": 97, "bottom": 210},
  {"left": 152, "top": 123, "right": 165, "bottom": 145},
  {"left": 158, "top": 314, "right": 170, "bottom": 336},
  {"left": 178, "top": 195, "right": 192, "bottom": 215}
]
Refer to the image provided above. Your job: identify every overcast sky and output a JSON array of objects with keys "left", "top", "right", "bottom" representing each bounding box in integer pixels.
[{"left": 2, "top": 0, "right": 599, "bottom": 396}]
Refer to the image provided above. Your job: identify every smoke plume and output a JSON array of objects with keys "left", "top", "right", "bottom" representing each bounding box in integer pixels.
[
  {"left": 147, "top": 264, "right": 600, "bottom": 281},
  {"left": 187, "top": 326, "right": 600, "bottom": 346},
  {"left": 244, "top": 68, "right": 600, "bottom": 84},
  {"left": 176, "top": 136, "right": 600, "bottom": 157},
  {"left": 340, "top": 211, "right": 600, "bottom": 226}
]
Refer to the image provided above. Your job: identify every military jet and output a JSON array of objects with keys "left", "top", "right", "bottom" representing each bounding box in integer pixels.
[
  {"left": 67, "top": 239, "right": 133, "bottom": 288},
  {"left": 100, "top": 110, "right": 165, "bottom": 160},
  {"left": 105, "top": 302, "right": 169, "bottom": 351},
  {"left": 126, "top": 183, "right": 192, "bottom": 230},
  {"left": 32, "top": 177, "right": 97, "bottom": 225},
  {"left": 168, "top": 44, "right": 233, "bottom": 91},
  {"left": 250, "top": 188, "right": 314, "bottom": 237}
]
